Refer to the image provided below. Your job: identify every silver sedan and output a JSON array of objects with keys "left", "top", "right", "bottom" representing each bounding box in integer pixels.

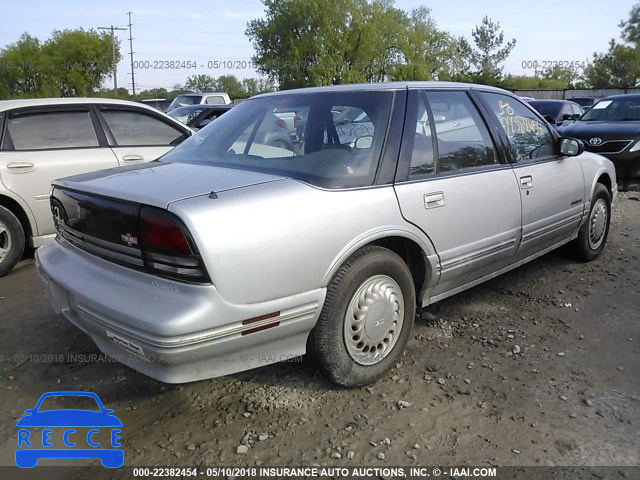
[{"left": 36, "top": 82, "right": 617, "bottom": 387}]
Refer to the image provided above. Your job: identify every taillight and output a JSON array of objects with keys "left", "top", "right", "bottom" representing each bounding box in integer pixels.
[
  {"left": 275, "top": 119, "right": 287, "bottom": 128},
  {"left": 140, "top": 207, "right": 209, "bottom": 283}
]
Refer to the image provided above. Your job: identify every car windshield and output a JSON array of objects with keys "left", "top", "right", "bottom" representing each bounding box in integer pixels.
[
  {"left": 581, "top": 97, "right": 640, "bottom": 121},
  {"left": 168, "top": 106, "right": 207, "bottom": 125},
  {"left": 528, "top": 101, "right": 563, "bottom": 118},
  {"left": 161, "top": 91, "right": 394, "bottom": 189},
  {"left": 37, "top": 395, "right": 101, "bottom": 412}
]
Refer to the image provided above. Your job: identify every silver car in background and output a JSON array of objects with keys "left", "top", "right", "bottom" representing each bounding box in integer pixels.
[{"left": 36, "top": 82, "right": 617, "bottom": 387}]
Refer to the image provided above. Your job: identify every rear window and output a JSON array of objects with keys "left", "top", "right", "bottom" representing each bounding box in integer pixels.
[
  {"left": 161, "top": 91, "right": 394, "bottom": 189},
  {"left": 4, "top": 111, "right": 99, "bottom": 150}
]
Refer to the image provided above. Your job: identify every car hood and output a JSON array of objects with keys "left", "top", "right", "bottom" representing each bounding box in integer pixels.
[
  {"left": 53, "top": 161, "right": 287, "bottom": 208},
  {"left": 560, "top": 121, "right": 640, "bottom": 140},
  {"left": 16, "top": 410, "right": 122, "bottom": 427}
]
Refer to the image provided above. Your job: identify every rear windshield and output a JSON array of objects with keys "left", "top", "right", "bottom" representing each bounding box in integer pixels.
[
  {"left": 168, "top": 106, "right": 207, "bottom": 125},
  {"left": 170, "top": 95, "right": 202, "bottom": 108},
  {"left": 161, "top": 91, "right": 394, "bottom": 189},
  {"left": 528, "top": 101, "right": 562, "bottom": 118}
]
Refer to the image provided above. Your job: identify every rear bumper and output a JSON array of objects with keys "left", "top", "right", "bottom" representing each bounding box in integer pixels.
[{"left": 35, "top": 238, "right": 324, "bottom": 383}]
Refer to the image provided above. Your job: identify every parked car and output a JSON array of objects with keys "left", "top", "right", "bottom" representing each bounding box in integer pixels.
[
  {"left": 138, "top": 98, "right": 173, "bottom": 112},
  {"left": 168, "top": 104, "right": 234, "bottom": 130},
  {"left": 559, "top": 94, "right": 640, "bottom": 189},
  {"left": 569, "top": 97, "right": 598, "bottom": 112},
  {"left": 528, "top": 99, "right": 583, "bottom": 128},
  {"left": 0, "top": 98, "right": 192, "bottom": 276},
  {"left": 166, "top": 92, "right": 231, "bottom": 112},
  {"left": 36, "top": 82, "right": 617, "bottom": 387}
]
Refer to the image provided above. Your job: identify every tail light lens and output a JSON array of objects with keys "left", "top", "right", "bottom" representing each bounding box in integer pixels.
[
  {"left": 275, "top": 119, "right": 287, "bottom": 129},
  {"left": 140, "top": 207, "right": 209, "bottom": 283}
]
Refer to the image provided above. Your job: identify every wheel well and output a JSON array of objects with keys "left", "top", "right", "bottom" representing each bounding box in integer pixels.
[
  {"left": 597, "top": 174, "right": 612, "bottom": 197},
  {"left": 0, "top": 194, "right": 32, "bottom": 239},
  {"left": 369, "top": 236, "right": 429, "bottom": 308}
]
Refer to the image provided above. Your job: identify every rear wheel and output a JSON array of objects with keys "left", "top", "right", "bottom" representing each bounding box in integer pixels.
[
  {"left": 0, "top": 206, "right": 25, "bottom": 277},
  {"left": 572, "top": 184, "right": 611, "bottom": 261},
  {"left": 309, "top": 246, "right": 415, "bottom": 387}
]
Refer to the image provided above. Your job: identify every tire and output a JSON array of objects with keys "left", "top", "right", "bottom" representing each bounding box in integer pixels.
[
  {"left": 0, "top": 206, "right": 25, "bottom": 277},
  {"left": 309, "top": 246, "right": 416, "bottom": 387},
  {"left": 572, "top": 184, "right": 611, "bottom": 262}
]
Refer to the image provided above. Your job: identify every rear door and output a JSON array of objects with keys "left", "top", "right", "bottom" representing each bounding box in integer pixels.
[
  {"left": 0, "top": 105, "right": 119, "bottom": 236},
  {"left": 394, "top": 90, "right": 522, "bottom": 297},
  {"left": 476, "top": 91, "right": 585, "bottom": 261},
  {"left": 95, "top": 106, "right": 190, "bottom": 165}
]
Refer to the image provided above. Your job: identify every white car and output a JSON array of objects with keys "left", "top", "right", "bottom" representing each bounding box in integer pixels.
[{"left": 0, "top": 98, "right": 192, "bottom": 276}]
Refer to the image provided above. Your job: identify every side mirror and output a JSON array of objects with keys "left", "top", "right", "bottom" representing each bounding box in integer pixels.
[
  {"left": 354, "top": 135, "right": 373, "bottom": 149},
  {"left": 559, "top": 137, "right": 584, "bottom": 156}
]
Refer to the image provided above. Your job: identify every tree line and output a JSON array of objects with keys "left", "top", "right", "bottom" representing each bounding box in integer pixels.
[{"left": 1, "top": 1, "right": 639, "bottom": 100}]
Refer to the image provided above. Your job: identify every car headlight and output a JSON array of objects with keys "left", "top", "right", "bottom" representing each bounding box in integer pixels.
[{"left": 629, "top": 140, "right": 640, "bottom": 152}]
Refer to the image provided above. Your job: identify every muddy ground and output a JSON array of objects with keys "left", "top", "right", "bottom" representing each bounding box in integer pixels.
[{"left": 0, "top": 194, "right": 638, "bottom": 479}]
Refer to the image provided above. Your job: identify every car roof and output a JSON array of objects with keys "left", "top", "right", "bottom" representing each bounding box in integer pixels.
[
  {"left": 254, "top": 81, "right": 510, "bottom": 97},
  {"left": 0, "top": 97, "right": 163, "bottom": 113},
  {"left": 597, "top": 93, "right": 640, "bottom": 101},
  {"left": 528, "top": 99, "right": 570, "bottom": 103},
  {"left": 174, "top": 92, "right": 228, "bottom": 97}
]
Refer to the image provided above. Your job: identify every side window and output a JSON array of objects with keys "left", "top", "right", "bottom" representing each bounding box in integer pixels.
[
  {"left": 424, "top": 91, "right": 497, "bottom": 174},
  {"left": 408, "top": 96, "right": 435, "bottom": 177},
  {"left": 479, "top": 92, "right": 556, "bottom": 162},
  {"left": 101, "top": 110, "right": 186, "bottom": 146},
  {"left": 333, "top": 105, "right": 374, "bottom": 147},
  {"left": 3, "top": 110, "right": 98, "bottom": 151},
  {"left": 572, "top": 103, "right": 583, "bottom": 116}
]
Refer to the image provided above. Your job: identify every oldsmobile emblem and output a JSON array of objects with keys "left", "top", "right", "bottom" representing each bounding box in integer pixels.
[
  {"left": 589, "top": 137, "right": 603, "bottom": 146},
  {"left": 120, "top": 233, "right": 138, "bottom": 247}
]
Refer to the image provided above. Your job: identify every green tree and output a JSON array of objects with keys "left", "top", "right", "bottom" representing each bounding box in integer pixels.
[
  {"left": 584, "top": 3, "right": 640, "bottom": 88},
  {"left": 137, "top": 87, "right": 169, "bottom": 100},
  {"left": 0, "top": 29, "right": 117, "bottom": 98},
  {"left": 215, "top": 75, "right": 244, "bottom": 98},
  {"left": 464, "top": 16, "right": 516, "bottom": 85},
  {"left": 184, "top": 74, "right": 216, "bottom": 92}
]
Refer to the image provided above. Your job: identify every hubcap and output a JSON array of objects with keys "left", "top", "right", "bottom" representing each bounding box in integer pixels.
[
  {"left": 343, "top": 274, "right": 404, "bottom": 366},
  {"left": 588, "top": 198, "right": 608, "bottom": 250},
  {"left": 0, "top": 221, "right": 11, "bottom": 263}
]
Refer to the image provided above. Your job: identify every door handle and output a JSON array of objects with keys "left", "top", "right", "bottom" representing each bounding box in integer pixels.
[
  {"left": 520, "top": 175, "right": 533, "bottom": 189},
  {"left": 424, "top": 192, "right": 444, "bottom": 209},
  {"left": 122, "top": 155, "right": 144, "bottom": 163},
  {"left": 6, "top": 162, "right": 35, "bottom": 173}
]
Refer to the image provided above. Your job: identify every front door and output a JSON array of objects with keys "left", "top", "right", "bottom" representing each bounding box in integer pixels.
[
  {"left": 476, "top": 92, "right": 585, "bottom": 261},
  {"left": 393, "top": 90, "right": 522, "bottom": 299}
]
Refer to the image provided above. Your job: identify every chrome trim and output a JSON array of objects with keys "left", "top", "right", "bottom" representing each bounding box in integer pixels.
[
  {"left": 521, "top": 212, "right": 583, "bottom": 244},
  {"left": 440, "top": 239, "right": 516, "bottom": 273},
  {"left": 584, "top": 139, "right": 632, "bottom": 155},
  {"left": 75, "top": 303, "right": 319, "bottom": 348}
]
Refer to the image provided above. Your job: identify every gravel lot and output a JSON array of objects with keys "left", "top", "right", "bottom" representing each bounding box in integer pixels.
[{"left": 0, "top": 194, "right": 638, "bottom": 479}]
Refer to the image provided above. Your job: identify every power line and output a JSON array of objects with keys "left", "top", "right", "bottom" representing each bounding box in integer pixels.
[
  {"left": 127, "top": 12, "right": 136, "bottom": 96},
  {"left": 97, "top": 25, "right": 127, "bottom": 98}
]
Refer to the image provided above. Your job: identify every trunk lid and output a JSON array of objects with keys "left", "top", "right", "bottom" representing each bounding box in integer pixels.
[{"left": 53, "top": 161, "right": 286, "bottom": 208}]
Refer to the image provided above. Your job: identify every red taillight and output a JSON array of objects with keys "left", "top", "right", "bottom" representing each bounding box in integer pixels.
[
  {"left": 140, "top": 209, "right": 190, "bottom": 255},
  {"left": 275, "top": 119, "right": 287, "bottom": 129},
  {"left": 139, "top": 207, "right": 209, "bottom": 283}
]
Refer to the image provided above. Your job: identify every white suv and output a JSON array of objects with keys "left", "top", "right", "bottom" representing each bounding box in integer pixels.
[
  {"left": 0, "top": 98, "right": 192, "bottom": 276},
  {"left": 166, "top": 92, "right": 231, "bottom": 112}
]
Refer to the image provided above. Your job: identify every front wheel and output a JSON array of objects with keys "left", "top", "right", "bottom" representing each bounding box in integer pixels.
[
  {"left": 572, "top": 184, "right": 611, "bottom": 261},
  {"left": 0, "top": 206, "right": 25, "bottom": 277},
  {"left": 309, "top": 246, "right": 415, "bottom": 387}
]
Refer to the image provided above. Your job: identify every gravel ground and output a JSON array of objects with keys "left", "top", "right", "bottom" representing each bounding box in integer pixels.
[{"left": 0, "top": 193, "right": 638, "bottom": 479}]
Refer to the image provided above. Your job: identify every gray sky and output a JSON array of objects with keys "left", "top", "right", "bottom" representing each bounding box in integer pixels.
[{"left": 1, "top": 0, "right": 636, "bottom": 92}]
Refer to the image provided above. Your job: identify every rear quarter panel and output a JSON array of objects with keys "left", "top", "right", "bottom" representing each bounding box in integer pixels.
[{"left": 168, "top": 180, "right": 436, "bottom": 305}]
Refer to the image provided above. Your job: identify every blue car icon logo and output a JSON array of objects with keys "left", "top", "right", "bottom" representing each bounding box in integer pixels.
[{"left": 16, "top": 391, "right": 123, "bottom": 468}]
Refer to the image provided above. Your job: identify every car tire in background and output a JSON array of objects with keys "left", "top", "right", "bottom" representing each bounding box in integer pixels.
[
  {"left": 572, "top": 183, "right": 611, "bottom": 262},
  {"left": 0, "top": 205, "right": 25, "bottom": 277},
  {"left": 309, "top": 246, "right": 416, "bottom": 387}
]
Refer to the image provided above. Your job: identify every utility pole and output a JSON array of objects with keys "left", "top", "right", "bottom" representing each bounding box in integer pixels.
[
  {"left": 127, "top": 12, "right": 136, "bottom": 97},
  {"left": 98, "top": 25, "right": 127, "bottom": 98}
]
